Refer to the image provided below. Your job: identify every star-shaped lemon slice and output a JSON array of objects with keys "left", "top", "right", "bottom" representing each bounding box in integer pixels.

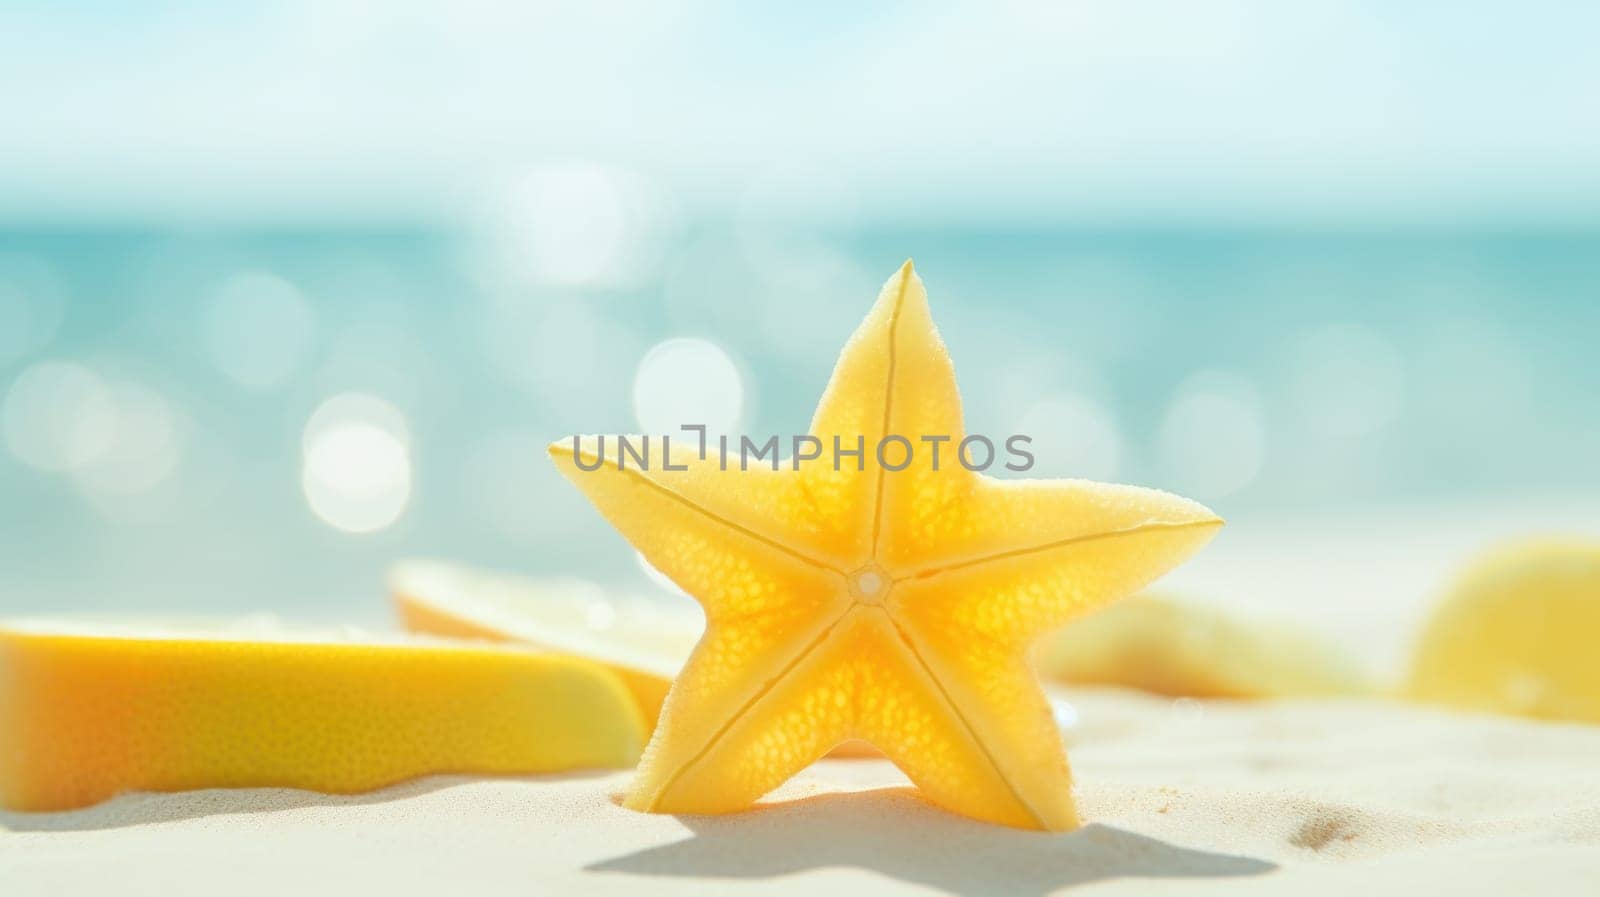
[{"left": 551, "top": 261, "right": 1222, "bottom": 830}]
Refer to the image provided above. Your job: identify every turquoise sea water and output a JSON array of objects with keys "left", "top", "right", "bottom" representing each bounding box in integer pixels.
[{"left": 2, "top": 225, "right": 1598, "bottom": 615}]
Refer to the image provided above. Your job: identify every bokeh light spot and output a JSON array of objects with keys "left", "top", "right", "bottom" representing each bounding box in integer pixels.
[
  {"left": 2, "top": 361, "right": 116, "bottom": 471},
  {"left": 1050, "top": 697, "right": 1080, "bottom": 732},
  {"left": 632, "top": 337, "right": 744, "bottom": 436},
  {"left": 73, "top": 383, "right": 185, "bottom": 496},
  {"left": 1015, "top": 394, "right": 1122, "bottom": 480},
  {"left": 205, "top": 271, "right": 316, "bottom": 390},
  {"left": 485, "top": 164, "right": 670, "bottom": 289},
  {"left": 301, "top": 393, "right": 411, "bottom": 533}
]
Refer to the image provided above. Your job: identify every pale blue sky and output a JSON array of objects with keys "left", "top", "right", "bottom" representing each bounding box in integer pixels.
[{"left": 2, "top": 1, "right": 1598, "bottom": 224}]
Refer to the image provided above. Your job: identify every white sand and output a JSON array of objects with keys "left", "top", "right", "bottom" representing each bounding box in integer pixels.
[{"left": 4, "top": 689, "right": 1599, "bottom": 896}]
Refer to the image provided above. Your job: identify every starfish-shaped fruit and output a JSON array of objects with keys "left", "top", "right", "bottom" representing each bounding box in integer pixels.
[{"left": 551, "top": 262, "right": 1222, "bottom": 830}]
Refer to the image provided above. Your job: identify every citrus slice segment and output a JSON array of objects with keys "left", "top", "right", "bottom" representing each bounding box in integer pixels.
[
  {"left": 1034, "top": 595, "right": 1370, "bottom": 699},
  {"left": 389, "top": 560, "right": 701, "bottom": 727},
  {"left": 389, "top": 561, "right": 885, "bottom": 758},
  {"left": 1408, "top": 538, "right": 1600, "bottom": 723},
  {"left": 0, "top": 619, "right": 646, "bottom": 812}
]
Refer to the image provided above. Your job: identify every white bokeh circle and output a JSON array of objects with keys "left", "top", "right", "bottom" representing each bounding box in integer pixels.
[
  {"left": 485, "top": 164, "right": 671, "bottom": 289},
  {"left": 2, "top": 361, "right": 116, "bottom": 472},
  {"left": 73, "top": 382, "right": 185, "bottom": 495},
  {"left": 1014, "top": 394, "right": 1123, "bottom": 481},
  {"left": 632, "top": 337, "right": 744, "bottom": 436},
  {"left": 301, "top": 393, "right": 411, "bottom": 533},
  {"left": 205, "top": 271, "right": 316, "bottom": 390}
]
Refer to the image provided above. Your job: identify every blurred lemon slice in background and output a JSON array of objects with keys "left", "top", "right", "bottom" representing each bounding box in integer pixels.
[
  {"left": 1035, "top": 595, "right": 1371, "bottom": 699},
  {"left": 1408, "top": 538, "right": 1600, "bottom": 724},
  {"left": 0, "top": 619, "right": 645, "bottom": 812},
  {"left": 390, "top": 560, "right": 701, "bottom": 728}
]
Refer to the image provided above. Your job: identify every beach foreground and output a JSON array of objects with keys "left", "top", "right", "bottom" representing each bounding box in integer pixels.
[{"left": 5, "top": 689, "right": 1598, "bottom": 896}]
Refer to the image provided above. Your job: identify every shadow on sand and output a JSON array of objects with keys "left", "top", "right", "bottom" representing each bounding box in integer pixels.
[{"left": 589, "top": 787, "right": 1275, "bottom": 897}]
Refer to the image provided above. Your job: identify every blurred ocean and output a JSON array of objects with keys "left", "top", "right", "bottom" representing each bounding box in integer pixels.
[{"left": 3, "top": 222, "right": 1599, "bottom": 652}]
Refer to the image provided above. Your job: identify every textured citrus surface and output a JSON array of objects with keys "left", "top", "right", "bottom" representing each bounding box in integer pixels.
[
  {"left": 1408, "top": 539, "right": 1600, "bottom": 723},
  {"left": 391, "top": 560, "right": 700, "bottom": 727},
  {"left": 0, "top": 621, "right": 646, "bottom": 812},
  {"left": 551, "top": 262, "right": 1221, "bottom": 830},
  {"left": 1035, "top": 595, "right": 1370, "bottom": 699}
]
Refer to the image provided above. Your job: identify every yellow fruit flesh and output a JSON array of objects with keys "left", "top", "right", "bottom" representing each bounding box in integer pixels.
[
  {"left": 390, "top": 560, "right": 882, "bottom": 758},
  {"left": 1408, "top": 540, "right": 1600, "bottom": 724},
  {"left": 1036, "top": 595, "right": 1370, "bottom": 699},
  {"left": 389, "top": 561, "right": 697, "bottom": 730},
  {"left": 552, "top": 262, "right": 1221, "bottom": 830},
  {"left": 0, "top": 622, "right": 646, "bottom": 812},
  {"left": 396, "top": 593, "right": 675, "bottom": 729}
]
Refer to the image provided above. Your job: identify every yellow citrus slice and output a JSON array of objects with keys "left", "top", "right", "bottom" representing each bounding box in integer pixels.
[
  {"left": 390, "top": 560, "right": 885, "bottom": 758},
  {"left": 390, "top": 560, "right": 701, "bottom": 728},
  {"left": 0, "top": 619, "right": 646, "bottom": 812},
  {"left": 1408, "top": 539, "right": 1600, "bottom": 723},
  {"left": 1034, "top": 595, "right": 1370, "bottom": 699}
]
